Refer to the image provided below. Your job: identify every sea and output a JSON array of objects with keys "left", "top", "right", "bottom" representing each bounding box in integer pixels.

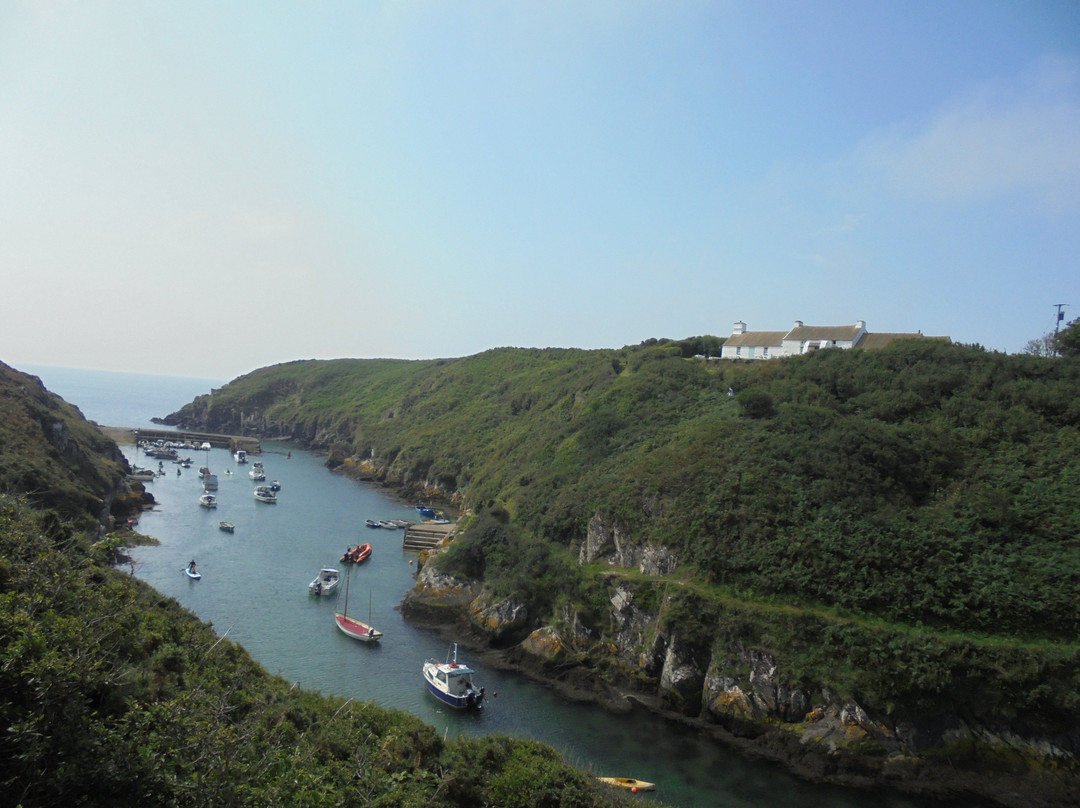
[{"left": 12, "top": 364, "right": 982, "bottom": 808}]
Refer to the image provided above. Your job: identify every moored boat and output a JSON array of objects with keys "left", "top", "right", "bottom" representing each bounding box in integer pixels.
[
  {"left": 254, "top": 485, "right": 277, "bottom": 503},
  {"left": 334, "top": 569, "right": 381, "bottom": 642},
  {"left": 596, "top": 777, "right": 655, "bottom": 792},
  {"left": 308, "top": 567, "right": 340, "bottom": 596},
  {"left": 234, "top": 448, "right": 248, "bottom": 463},
  {"left": 218, "top": 521, "right": 235, "bottom": 533},
  {"left": 202, "top": 473, "right": 218, "bottom": 490},
  {"left": 423, "top": 643, "right": 485, "bottom": 709},
  {"left": 339, "top": 543, "right": 372, "bottom": 564},
  {"left": 365, "top": 519, "right": 380, "bottom": 529},
  {"left": 269, "top": 479, "right": 281, "bottom": 491},
  {"left": 378, "top": 519, "right": 397, "bottom": 529},
  {"left": 199, "top": 493, "right": 217, "bottom": 508}
]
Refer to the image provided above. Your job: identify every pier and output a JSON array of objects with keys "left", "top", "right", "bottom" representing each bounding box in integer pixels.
[{"left": 99, "top": 426, "right": 261, "bottom": 454}]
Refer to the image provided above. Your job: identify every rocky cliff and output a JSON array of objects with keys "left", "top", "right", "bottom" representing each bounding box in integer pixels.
[{"left": 401, "top": 511, "right": 1080, "bottom": 808}]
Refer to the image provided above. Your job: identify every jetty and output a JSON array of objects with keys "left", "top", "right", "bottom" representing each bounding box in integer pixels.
[
  {"left": 99, "top": 426, "right": 261, "bottom": 454},
  {"left": 403, "top": 522, "right": 455, "bottom": 552}
]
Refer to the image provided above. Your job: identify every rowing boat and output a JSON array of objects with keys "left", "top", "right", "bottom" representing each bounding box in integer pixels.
[{"left": 596, "top": 777, "right": 654, "bottom": 792}]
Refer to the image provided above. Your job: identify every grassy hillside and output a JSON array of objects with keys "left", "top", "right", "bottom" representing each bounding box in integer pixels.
[
  {"left": 0, "top": 362, "right": 130, "bottom": 526},
  {"left": 169, "top": 338, "right": 1080, "bottom": 641},
  {"left": 0, "top": 360, "right": 643, "bottom": 808},
  {"left": 162, "top": 336, "right": 1080, "bottom": 793}
]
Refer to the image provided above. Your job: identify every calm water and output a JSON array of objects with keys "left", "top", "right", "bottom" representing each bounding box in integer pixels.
[
  {"left": 31, "top": 366, "right": 979, "bottom": 808},
  {"left": 16, "top": 364, "right": 223, "bottom": 429}
]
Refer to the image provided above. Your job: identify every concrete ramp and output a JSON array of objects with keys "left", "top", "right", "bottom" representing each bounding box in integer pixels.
[{"left": 403, "top": 522, "right": 455, "bottom": 552}]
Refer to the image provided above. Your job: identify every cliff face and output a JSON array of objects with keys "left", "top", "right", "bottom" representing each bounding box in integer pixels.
[
  {"left": 0, "top": 361, "right": 139, "bottom": 526},
  {"left": 402, "top": 512, "right": 1080, "bottom": 808}
]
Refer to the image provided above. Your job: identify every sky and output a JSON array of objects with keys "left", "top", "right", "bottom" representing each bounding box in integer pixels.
[{"left": 2, "top": 1, "right": 1079, "bottom": 381}]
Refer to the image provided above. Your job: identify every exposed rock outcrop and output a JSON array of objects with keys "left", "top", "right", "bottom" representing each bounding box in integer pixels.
[{"left": 578, "top": 512, "right": 679, "bottom": 574}]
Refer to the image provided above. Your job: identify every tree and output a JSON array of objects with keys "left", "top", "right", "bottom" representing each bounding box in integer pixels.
[
  {"left": 1022, "top": 334, "right": 1056, "bottom": 357},
  {"left": 736, "top": 388, "right": 776, "bottom": 418},
  {"left": 1053, "top": 318, "right": 1080, "bottom": 357}
]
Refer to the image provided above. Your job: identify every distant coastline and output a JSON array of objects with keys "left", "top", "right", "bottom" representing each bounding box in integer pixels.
[{"left": 14, "top": 364, "right": 224, "bottom": 429}]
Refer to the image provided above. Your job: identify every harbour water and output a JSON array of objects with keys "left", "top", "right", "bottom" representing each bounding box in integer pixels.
[{"left": 19, "top": 364, "right": 976, "bottom": 808}]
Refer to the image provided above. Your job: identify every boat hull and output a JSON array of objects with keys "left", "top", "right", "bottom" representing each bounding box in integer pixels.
[
  {"left": 424, "top": 677, "right": 480, "bottom": 709},
  {"left": 335, "top": 612, "right": 382, "bottom": 641}
]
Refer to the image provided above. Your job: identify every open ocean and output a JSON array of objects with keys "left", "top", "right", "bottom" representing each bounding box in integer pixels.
[{"left": 14, "top": 364, "right": 224, "bottom": 429}]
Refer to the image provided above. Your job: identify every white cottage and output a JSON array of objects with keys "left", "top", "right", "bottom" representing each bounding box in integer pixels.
[{"left": 721, "top": 320, "right": 936, "bottom": 360}]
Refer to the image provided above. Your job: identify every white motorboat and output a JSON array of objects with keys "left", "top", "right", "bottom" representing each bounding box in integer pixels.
[
  {"left": 308, "top": 567, "right": 340, "bottom": 597},
  {"left": 234, "top": 449, "right": 248, "bottom": 463},
  {"left": 423, "top": 643, "right": 485, "bottom": 709},
  {"left": 253, "top": 485, "right": 277, "bottom": 503},
  {"left": 199, "top": 493, "right": 218, "bottom": 508}
]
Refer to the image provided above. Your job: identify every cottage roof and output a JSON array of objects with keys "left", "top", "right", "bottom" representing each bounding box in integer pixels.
[
  {"left": 785, "top": 324, "right": 863, "bottom": 342},
  {"left": 724, "top": 331, "right": 787, "bottom": 347},
  {"left": 855, "top": 332, "right": 922, "bottom": 349}
]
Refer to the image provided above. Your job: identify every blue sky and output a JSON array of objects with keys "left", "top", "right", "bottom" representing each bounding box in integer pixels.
[{"left": 2, "top": 1, "right": 1078, "bottom": 380}]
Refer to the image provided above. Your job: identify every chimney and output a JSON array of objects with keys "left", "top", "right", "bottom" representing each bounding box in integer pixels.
[
  {"left": 793, "top": 320, "right": 803, "bottom": 328},
  {"left": 732, "top": 321, "right": 746, "bottom": 335},
  {"left": 856, "top": 320, "right": 866, "bottom": 330}
]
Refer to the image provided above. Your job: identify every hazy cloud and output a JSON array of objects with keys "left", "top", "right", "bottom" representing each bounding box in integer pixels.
[{"left": 859, "top": 57, "right": 1080, "bottom": 213}]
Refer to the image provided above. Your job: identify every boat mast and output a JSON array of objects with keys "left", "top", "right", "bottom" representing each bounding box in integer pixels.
[{"left": 342, "top": 565, "right": 351, "bottom": 618}]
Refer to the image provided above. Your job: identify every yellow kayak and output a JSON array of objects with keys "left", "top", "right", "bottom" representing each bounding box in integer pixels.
[{"left": 597, "top": 776, "right": 655, "bottom": 792}]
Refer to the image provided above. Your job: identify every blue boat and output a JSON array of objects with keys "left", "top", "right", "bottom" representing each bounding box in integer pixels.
[
  {"left": 416, "top": 506, "right": 436, "bottom": 518},
  {"left": 423, "top": 643, "right": 485, "bottom": 709}
]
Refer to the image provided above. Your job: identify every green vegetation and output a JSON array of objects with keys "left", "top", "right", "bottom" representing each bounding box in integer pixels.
[
  {"left": 166, "top": 330, "right": 1080, "bottom": 742},
  {"left": 0, "top": 360, "right": 644, "bottom": 808},
  {"left": 0, "top": 362, "right": 129, "bottom": 526}
]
